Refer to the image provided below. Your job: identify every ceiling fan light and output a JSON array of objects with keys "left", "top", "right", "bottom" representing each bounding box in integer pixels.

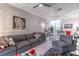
[{"left": 39, "top": 4, "right": 43, "bottom": 7}]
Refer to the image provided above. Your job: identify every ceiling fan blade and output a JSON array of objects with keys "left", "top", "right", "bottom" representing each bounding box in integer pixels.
[
  {"left": 42, "top": 3, "right": 51, "bottom": 7},
  {"left": 33, "top": 4, "right": 39, "bottom": 8}
]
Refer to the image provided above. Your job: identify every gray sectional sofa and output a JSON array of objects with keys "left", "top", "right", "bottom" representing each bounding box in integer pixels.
[
  {"left": 52, "top": 35, "right": 76, "bottom": 53},
  {"left": 0, "top": 33, "right": 46, "bottom": 56}
]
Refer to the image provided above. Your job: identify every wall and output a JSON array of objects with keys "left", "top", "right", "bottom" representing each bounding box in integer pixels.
[
  {"left": 62, "top": 17, "right": 79, "bottom": 34},
  {"left": 61, "top": 14, "right": 79, "bottom": 34},
  {"left": 0, "top": 4, "right": 46, "bottom": 36}
]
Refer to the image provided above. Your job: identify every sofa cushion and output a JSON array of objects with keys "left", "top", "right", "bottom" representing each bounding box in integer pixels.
[
  {"left": 11, "top": 34, "right": 26, "bottom": 42},
  {"left": 16, "top": 41, "right": 31, "bottom": 49},
  {"left": 25, "top": 34, "right": 35, "bottom": 39},
  {"left": 28, "top": 39, "right": 39, "bottom": 43},
  {"left": 0, "top": 46, "right": 16, "bottom": 56},
  {"left": 52, "top": 40, "right": 67, "bottom": 47},
  {"left": 60, "top": 35, "right": 73, "bottom": 44}
]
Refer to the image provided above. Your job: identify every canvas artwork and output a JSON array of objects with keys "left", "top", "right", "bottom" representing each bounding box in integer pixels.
[
  {"left": 64, "top": 24, "right": 73, "bottom": 29},
  {"left": 13, "top": 16, "right": 26, "bottom": 30}
]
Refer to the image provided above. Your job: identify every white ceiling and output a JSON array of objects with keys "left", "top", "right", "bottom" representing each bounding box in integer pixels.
[{"left": 9, "top": 3, "right": 79, "bottom": 20}]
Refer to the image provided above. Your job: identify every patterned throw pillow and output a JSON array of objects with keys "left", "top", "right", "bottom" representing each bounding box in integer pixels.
[
  {"left": 0, "top": 37, "right": 8, "bottom": 51},
  {"left": 0, "top": 45, "right": 5, "bottom": 51},
  {"left": 0, "top": 37, "right": 8, "bottom": 47},
  {"left": 8, "top": 37, "right": 15, "bottom": 46},
  {"left": 33, "top": 33, "right": 41, "bottom": 38},
  {"left": 4, "top": 37, "right": 15, "bottom": 46}
]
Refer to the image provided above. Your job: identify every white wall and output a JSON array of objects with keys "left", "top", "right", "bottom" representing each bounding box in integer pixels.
[
  {"left": 0, "top": 4, "right": 46, "bottom": 36},
  {"left": 61, "top": 9, "right": 79, "bottom": 34},
  {"left": 62, "top": 18, "right": 79, "bottom": 34}
]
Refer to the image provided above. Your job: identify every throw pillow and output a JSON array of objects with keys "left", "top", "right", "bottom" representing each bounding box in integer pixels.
[
  {"left": 4, "top": 37, "right": 15, "bottom": 46},
  {"left": 0, "top": 37, "right": 8, "bottom": 47},
  {"left": 8, "top": 37, "right": 15, "bottom": 46},
  {"left": 0, "top": 45, "right": 5, "bottom": 51},
  {"left": 33, "top": 33, "right": 41, "bottom": 38},
  {"left": 4, "top": 37, "right": 9, "bottom": 45}
]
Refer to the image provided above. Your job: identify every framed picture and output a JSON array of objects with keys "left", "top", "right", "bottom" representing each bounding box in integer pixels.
[
  {"left": 64, "top": 24, "right": 73, "bottom": 29},
  {"left": 76, "top": 25, "right": 79, "bottom": 31},
  {"left": 13, "top": 16, "right": 26, "bottom": 30}
]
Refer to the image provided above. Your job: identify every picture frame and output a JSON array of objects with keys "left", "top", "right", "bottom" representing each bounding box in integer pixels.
[
  {"left": 13, "top": 16, "right": 26, "bottom": 30},
  {"left": 64, "top": 24, "right": 73, "bottom": 29}
]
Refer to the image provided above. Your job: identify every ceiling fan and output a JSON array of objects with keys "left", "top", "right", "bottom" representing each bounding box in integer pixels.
[{"left": 33, "top": 3, "right": 52, "bottom": 8}]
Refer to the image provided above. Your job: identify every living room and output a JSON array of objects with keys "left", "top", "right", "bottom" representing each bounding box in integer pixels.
[{"left": 0, "top": 3, "right": 79, "bottom": 56}]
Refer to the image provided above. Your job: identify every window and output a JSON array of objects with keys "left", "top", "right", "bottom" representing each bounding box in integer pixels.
[{"left": 49, "top": 20, "right": 61, "bottom": 32}]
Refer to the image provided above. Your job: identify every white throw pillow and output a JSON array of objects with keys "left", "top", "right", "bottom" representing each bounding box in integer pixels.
[
  {"left": 8, "top": 38, "right": 15, "bottom": 46},
  {"left": 34, "top": 33, "right": 41, "bottom": 38},
  {"left": 5, "top": 37, "right": 15, "bottom": 46}
]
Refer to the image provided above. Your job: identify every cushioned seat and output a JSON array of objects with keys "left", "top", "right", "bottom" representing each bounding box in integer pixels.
[
  {"left": 11, "top": 34, "right": 26, "bottom": 42},
  {"left": 52, "top": 35, "right": 76, "bottom": 53},
  {"left": 28, "top": 39, "right": 39, "bottom": 43},
  {"left": 16, "top": 41, "right": 31, "bottom": 49},
  {"left": 52, "top": 40, "right": 68, "bottom": 47},
  {"left": 60, "top": 35, "right": 73, "bottom": 45},
  {"left": 0, "top": 46, "right": 16, "bottom": 56}
]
